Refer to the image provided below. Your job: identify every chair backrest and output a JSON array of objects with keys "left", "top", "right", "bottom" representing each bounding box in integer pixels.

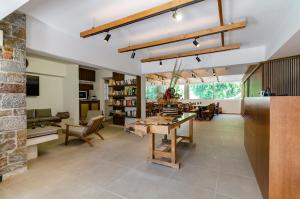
[
  {"left": 84, "top": 116, "right": 105, "bottom": 136},
  {"left": 86, "top": 110, "right": 102, "bottom": 122},
  {"left": 209, "top": 103, "right": 215, "bottom": 113}
]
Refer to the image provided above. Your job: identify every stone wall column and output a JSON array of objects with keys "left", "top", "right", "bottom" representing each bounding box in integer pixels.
[{"left": 0, "top": 11, "right": 27, "bottom": 181}]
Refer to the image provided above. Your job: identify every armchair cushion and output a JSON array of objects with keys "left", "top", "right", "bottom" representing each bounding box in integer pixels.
[{"left": 67, "top": 126, "right": 87, "bottom": 136}]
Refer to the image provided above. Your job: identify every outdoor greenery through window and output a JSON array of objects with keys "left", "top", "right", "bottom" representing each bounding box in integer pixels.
[
  {"left": 189, "top": 82, "right": 241, "bottom": 99},
  {"left": 146, "top": 82, "right": 241, "bottom": 100},
  {"left": 146, "top": 85, "right": 184, "bottom": 100}
]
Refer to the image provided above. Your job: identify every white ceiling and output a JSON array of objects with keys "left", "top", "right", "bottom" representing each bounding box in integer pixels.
[
  {"left": 146, "top": 64, "right": 248, "bottom": 84},
  {"left": 271, "top": 30, "right": 300, "bottom": 59},
  {"left": 20, "top": 0, "right": 291, "bottom": 60},
  {"left": 0, "top": 0, "right": 29, "bottom": 20}
]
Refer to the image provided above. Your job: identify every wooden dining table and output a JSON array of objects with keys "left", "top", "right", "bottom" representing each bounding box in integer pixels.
[{"left": 136, "top": 113, "right": 196, "bottom": 169}]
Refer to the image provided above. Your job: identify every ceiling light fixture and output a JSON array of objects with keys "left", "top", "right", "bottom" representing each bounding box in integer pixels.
[
  {"left": 193, "top": 38, "right": 200, "bottom": 48},
  {"left": 131, "top": 51, "right": 136, "bottom": 59},
  {"left": 172, "top": 9, "right": 183, "bottom": 21},
  {"left": 104, "top": 31, "right": 111, "bottom": 43},
  {"left": 212, "top": 69, "right": 216, "bottom": 76},
  {"left": 196, "top": 55, "right": 201, "bottom": 62}
]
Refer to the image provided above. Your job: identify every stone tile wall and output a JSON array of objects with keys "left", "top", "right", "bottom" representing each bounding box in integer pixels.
[{"left": 0, "top": 11, "right": 27, "bottom": 181}]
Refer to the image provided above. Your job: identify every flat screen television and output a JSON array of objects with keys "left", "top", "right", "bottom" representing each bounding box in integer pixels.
[{"left": 26, "top": 75, "right": 39, "bottom": 96}]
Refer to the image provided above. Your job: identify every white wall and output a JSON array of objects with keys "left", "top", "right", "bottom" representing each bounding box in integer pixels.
[
  {"left": 140, "top": 76, "right": 146, "bottom": 119},
  {"left": 95, "top": 69, "right": 112, "bottom": 117},
  {"left": 26, "top": 16, "right": 141, "bottom": 75},
  {"left": 26, "top": 55, "right": 79, "bottom": 120},
  {"left": 63, "top": 65, "right": 79, "bottom": 122},
  {"left": 180, "top": 99, "right": 241, "bottom": 114}
]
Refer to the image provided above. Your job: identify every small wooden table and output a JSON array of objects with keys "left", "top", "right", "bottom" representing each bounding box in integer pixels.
[{"left": 137, "top": 113, "right": 196, "bottom": 169}]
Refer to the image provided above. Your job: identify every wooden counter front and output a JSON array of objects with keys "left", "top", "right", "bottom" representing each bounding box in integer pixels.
[{"left": 244, "top": 97, "right": 300, "bottom": 199}]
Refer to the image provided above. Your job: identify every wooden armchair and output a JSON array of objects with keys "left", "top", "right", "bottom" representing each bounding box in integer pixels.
[
  {"left": 80, "top": 110, "right": 102, "bottom": 125},
  {"left": 64, "top": 116, "right": 105, "bottom": 147},
  {"left": 202, "top": 104, "right": 216, "bottom": 120}
]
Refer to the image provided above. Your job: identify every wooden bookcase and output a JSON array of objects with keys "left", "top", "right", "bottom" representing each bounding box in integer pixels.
[{"left": 109, "top": 72, "right": 141, "bottom": 126}]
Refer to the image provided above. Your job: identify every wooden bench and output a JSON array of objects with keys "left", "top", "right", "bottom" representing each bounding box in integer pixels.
[{"left": 27, "top": 126, "right": 60, "bottom": 160}]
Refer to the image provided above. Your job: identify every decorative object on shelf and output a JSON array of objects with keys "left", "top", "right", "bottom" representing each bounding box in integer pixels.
[
  {"left": 126, "top": 110, "right": 136, "bottom": 118},
  {"left": 108, "top": 79, "right": 116, "bottom": 86},
  {"left": 125, "top": 86, "right": 136, "bottom": 96}
]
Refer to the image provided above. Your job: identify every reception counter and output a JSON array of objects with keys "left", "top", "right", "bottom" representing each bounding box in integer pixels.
[{"left": 244, "top": 97, "right": 300, "bottom": 199}]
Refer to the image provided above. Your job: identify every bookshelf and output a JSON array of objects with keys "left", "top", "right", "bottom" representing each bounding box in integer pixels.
[{"left": 108, "top": 72, "right": 141, "bottom": 125}]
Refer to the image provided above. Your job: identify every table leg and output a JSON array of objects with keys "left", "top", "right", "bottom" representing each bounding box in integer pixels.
[
  {"left": 149, "top": 133, "right": 155, "bottom": 159},
  {"left": 171, "top": 129, "right": 177, "bottom": 164},
  {"left": 189, "top": 119, "right": 194, "bottom": 144}
]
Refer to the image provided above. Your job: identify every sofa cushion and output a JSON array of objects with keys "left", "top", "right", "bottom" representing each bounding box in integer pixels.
[
  {"left": 38, "top": 116, "right": 60, "bottom": 122},
  {"left": 27, "top": 118, "right": 40, "bottom": 123},
  {"left": 27, "top": 109, "right": 35, "bottom": 119},
  {"left": 35, "top": 109, "right": 52, "bottom": 118}
]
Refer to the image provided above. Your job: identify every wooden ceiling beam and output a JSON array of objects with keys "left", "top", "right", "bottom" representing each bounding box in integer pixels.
[
  {"left": 145, "top": 75, "right": 162, "bottom": 82},
  {"left": 118, "top": 20, "right": 245, "bottom": 53},
  {"left": 141, "top": 44, "right": 240, "bottom": 63},
  {"left": 217, "top": 0, "right": 225, "bottom": 46},
  {"left": 80, "top": 0, "right": 205, "bottom": 38},
  {"left": 191, "top": 70, "right": 204, "bottom": 82}
]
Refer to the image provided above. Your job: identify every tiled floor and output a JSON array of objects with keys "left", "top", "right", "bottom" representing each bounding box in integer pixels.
[{"left": 0, "top": 115, "right": 262, "bottom": 199}]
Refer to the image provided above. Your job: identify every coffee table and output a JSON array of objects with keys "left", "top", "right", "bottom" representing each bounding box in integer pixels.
[{"left": 27, "top": 126, "right": 61, "bottom": 160}]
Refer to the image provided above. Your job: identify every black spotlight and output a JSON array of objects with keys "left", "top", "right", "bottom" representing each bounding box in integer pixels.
[
  {"left": 196, "top": 56, "right": 201, "bottom": 62},
  {"left": 131, "top": 51, "right": 136, "bottom": 59},
  {"left": 159, "top": 60, "right": 162, "bottom": 66},
  {"left": 104, "top": 32, "right": 111, "bottom": 43},
  {"left": 193, "top": 38, "right": 200, "bottom": 48}
]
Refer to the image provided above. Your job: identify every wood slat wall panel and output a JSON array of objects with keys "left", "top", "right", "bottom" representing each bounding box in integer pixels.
[{"left": 263, "top": 56, "right": 300, "bottom": 96}]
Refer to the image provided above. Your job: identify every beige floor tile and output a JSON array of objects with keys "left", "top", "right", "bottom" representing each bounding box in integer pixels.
[
  {"left": 217, "top": 173, "right": 262, "bottom": 199},
  {"left": 170, "top": 164, "right": 218, "bottom": 191},
  {"left": 215, "top": 194, "right": 236, "bottom": 199},
  {"left": 156, "top": 178, "right": 215, "bottom": 199},
  {"left": 0, "top": 115, "right": 262, "bottom": 199},
  {"left": 105, "top": 169, "right": 165, "bottom": 199}
]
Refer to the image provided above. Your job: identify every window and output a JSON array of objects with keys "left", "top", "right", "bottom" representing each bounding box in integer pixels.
[
  {"left": 146, "top": 82, "right": 240, "bottom": 100},
  {"left": 146, "top": 86, "right": 158, "bottom": 100},
  {"left": 146, "top": 84, "right": 185, "bottom": 100},
  {"left": 214, "top": 82, "right": 241, "bottom": 99},
  {"left": 174, "top": 85, "right": 185, "bottom": 99},
  {"left": 189, "top": 82, "right": 241, "bottom": 100},
  {"left": 189, "top": 83, "right": 214, "bottom": 99}
]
